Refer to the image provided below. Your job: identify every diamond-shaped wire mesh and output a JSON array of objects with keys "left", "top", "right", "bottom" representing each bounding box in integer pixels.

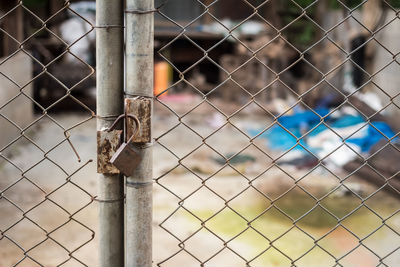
[
  {"left": 153, "top": 0, "right": 400, "bottom": 266},
  {"left": 2, "top": 0, "right": 400, "bottom": 266},
  {"left": 0, "top": 1, "right": 96, "bottom": 266}
]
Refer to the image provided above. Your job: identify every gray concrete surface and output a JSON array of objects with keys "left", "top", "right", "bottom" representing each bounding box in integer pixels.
[
  {"left": 0, "top": 111, "right": 399, "bottom": 266},
  {"left": 0, "top": 52, "right": 34, "bottom": 150}
]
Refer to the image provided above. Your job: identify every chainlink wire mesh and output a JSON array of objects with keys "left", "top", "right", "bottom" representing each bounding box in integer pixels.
[
  {"left": 153, "top": 0, "right": 400, "bottom": 266},
  {"left": 0, "top": 0, "right": 96, "bottom": 266},
  {"left": 1, "top": 0, "right": 400, "bottom": 266}
]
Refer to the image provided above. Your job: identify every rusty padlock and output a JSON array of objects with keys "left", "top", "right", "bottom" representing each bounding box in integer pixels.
[{"left": 107, "top": 114, "right": 142, "bottom": 176}]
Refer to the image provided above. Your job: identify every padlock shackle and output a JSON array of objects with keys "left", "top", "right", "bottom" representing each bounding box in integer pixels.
[
  {"left": 106, "top": 114, "right": 141, "bottom": 143},
  {"left": 126, "top": 116, "right": 140, "bottom": 144},
  {"left": 106, "top": 114, "right": 125, "bottom": 132}
]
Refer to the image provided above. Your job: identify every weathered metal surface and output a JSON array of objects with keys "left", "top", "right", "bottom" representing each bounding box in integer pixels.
[
  {"left": 125, "top": 97, "right": 152, "bottom": 143},
  {"left": 97, "top": 130, "right": 123, "bottom": 174},
  {"left": 96, "top": 0, "right": 125, "bottom": 264},
  {"left": 110, "top": 143, "right": 142, "bottom": 176},
  {"left": 110, "top": 115, "right": 142, "bottom": 176},
  {"left": 125, "top": 0, "right": 154, "bottom": 264}
]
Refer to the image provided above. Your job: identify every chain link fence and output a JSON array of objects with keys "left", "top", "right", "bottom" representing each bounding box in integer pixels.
[
  {"left": 1, "top": 0, "right": 400, "bottom": 266},
  {"left": 153, "top": 0, "right": 400, "bottom": 266},
  {"left": 0, "top": 1, "right": 96, "bottom": 266}
]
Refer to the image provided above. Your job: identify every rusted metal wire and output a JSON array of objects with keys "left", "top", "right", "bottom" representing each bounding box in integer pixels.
[
  {"left": 0, "top": 1, "right": 96, "bottom": 266},
  {"left": 125, "top": 0, "right": 169, "bottom": 14},
  {"left": 1, "top": 0, "right": 400, "bottom": 266}
]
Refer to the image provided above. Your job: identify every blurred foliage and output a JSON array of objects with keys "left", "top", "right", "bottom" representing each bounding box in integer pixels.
[
  {"left": 291, "top": 0, "right": 367, "bottom": 9},
  {"left": 283, "top": 0, "right": 400, "bottom": 48},
  {"left": 283, "top": 1, "right": 318, "bottom": 47},
  {"left": 292, "top": 0, "right": 315, "bottom": 8},
  {"left": 389, "top": 0, "right": 400, "bottom": 8},
  {"left": 329, "top": 0, "right": 400, "bottom": 9},
  {"left": 22, "top": 0, "right": 47, "bottom": 8}
]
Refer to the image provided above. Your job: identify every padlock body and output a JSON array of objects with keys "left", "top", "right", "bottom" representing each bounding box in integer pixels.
[{"left": 110, "top": 143, "right": 141, "bottom": 176}]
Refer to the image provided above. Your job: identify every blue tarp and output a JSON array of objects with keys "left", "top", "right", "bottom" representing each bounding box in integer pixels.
[
  {"left": 248, "top": 108, "right": 397, "bottom": 154},
  {"left": 347, "top": 121, "right": 397, "bottom": 152}
]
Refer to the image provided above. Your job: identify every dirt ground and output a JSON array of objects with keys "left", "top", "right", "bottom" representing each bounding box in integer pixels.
[{"left": 1, "top": 100, "right": 399, "bottom": 266}]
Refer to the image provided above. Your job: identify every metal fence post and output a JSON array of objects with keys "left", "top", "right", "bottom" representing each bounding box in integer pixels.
[
  {"left": 96, "top": 0, "right": 125, "bottom": 266},
  {"left": 125, "top": 0, "right": 154, "bottom": 266}
]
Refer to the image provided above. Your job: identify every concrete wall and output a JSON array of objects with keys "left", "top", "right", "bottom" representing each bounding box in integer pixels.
[
  {"left": 373, "top": 9, "right": 400, "bottom": 122},
  {"left": 0, "top": 52, "right": 34, "bottom": 150},
  {"left": 322, "top": 9, "right": 400, "bottom": 127}
]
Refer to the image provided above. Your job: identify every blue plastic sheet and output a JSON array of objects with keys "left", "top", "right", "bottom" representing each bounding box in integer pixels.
[
  {"left": 249, "top": 108, "right": 397, "bottom": 154},
  {"left": 347, "top": 122, "right": 397, "bottom": 153}
]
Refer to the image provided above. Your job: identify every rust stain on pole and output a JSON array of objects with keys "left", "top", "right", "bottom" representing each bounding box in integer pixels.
[
  {"left": 97, "top": 130, "right": 123, "bottom": 174},
  {"left": 126, "top": 97, "right": 152, "bottom": 143}
]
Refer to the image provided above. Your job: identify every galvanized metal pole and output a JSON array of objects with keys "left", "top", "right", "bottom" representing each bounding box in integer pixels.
[
  {"left": 125, "top": 0, "right": 154, "bottom": 266},
  {"left": 96, "top": 0, "right": 125, "bottom": 266}
]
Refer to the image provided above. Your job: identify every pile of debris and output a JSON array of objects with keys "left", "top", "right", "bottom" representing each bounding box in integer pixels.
[{"left": 247, "top": 92, "right": 400, "bottom": 195}]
